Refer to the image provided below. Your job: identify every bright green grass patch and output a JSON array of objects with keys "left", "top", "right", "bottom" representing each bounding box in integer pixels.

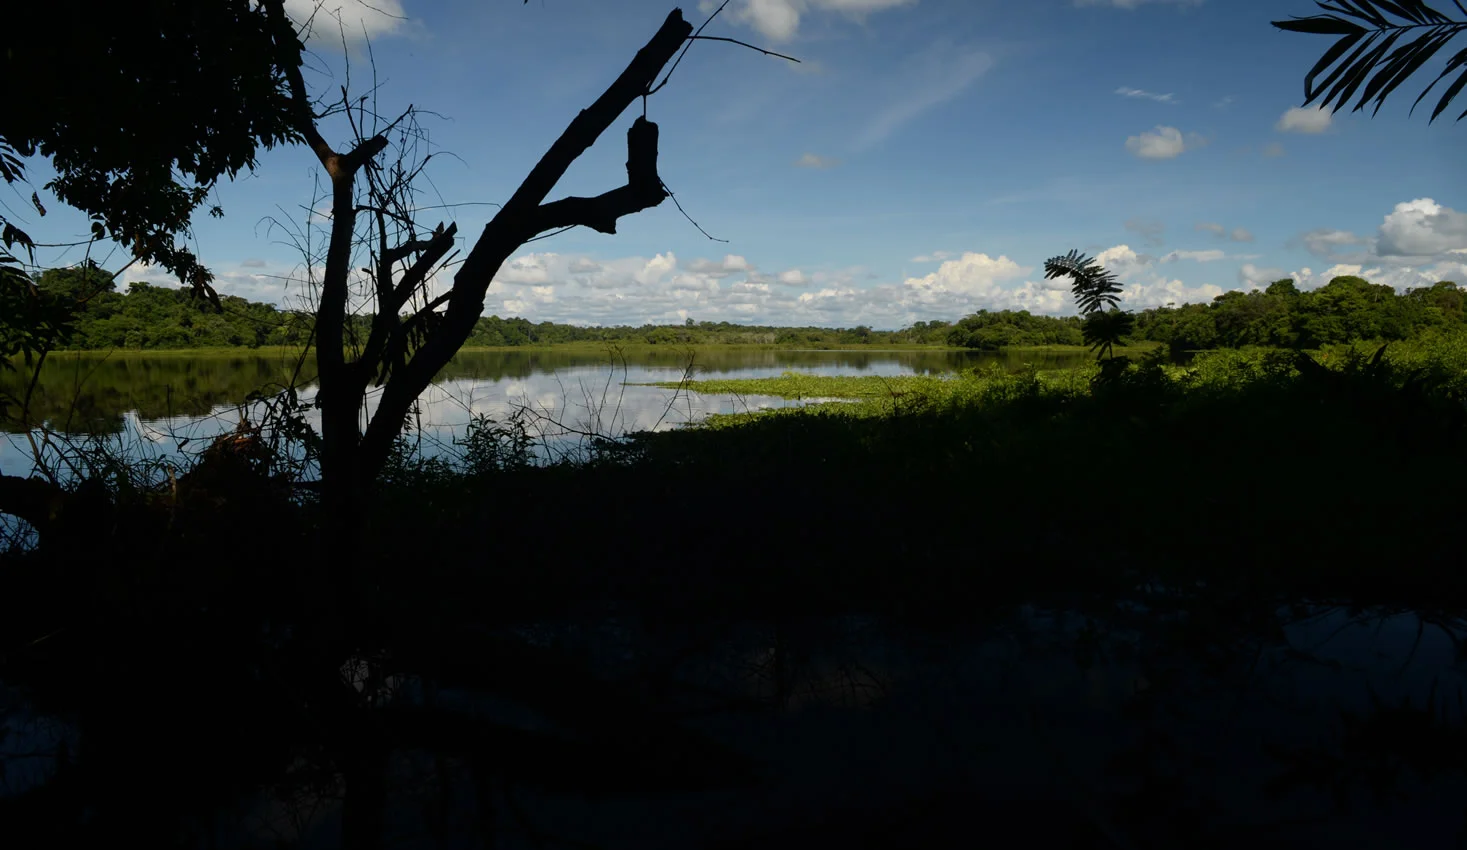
[
  {"left": 641, "top": 371, "right": 952, "bottom": 400},
  {"left": 641, "top": 365, "right": 1099, "bottom": 401}
]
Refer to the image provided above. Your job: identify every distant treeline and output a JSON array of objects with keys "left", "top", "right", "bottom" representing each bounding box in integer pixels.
[
  {"left": 26, "top": 265, "right": 1463, "bottom": 353},
  {"left": 1132, "top": 276, "right": 1463, "bottom": 351}
]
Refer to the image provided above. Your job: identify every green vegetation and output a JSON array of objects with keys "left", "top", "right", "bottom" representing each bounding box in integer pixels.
[
  {"left": 941, "top": 310, "right": 1082, "bottom": 349},
  {"left": 1133, "top": 276, "right": 1464, "bottom": 353},
  {"left": 31, "top": 266, "right": 310, "bottom": 351},
  {"left": 647, "top": 371, "right": 961, "bottom": 400},
  {"left": 26, "top": 264, "right": 1464, "bottom": 362}
]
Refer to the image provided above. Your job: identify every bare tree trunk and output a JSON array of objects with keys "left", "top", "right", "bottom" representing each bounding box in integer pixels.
[{"left": 352, "top": 11, "right": 692, "bottom": 483}]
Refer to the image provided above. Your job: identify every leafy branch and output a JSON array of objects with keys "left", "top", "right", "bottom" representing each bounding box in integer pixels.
[
  {"left": 1272, "top": 0, "right": 1467, "bottom": 122},
  {"left": 1044, "top": 250, "right": 1133, "bottom": 361}
]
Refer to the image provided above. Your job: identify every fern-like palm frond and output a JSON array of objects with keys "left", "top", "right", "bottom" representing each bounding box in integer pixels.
[
  {"left": 1273, "top": 0, "right": 1467, "bottom": 122},
  {"left": 1044, "top": 249, "right": 1124, "bottom": 315}
]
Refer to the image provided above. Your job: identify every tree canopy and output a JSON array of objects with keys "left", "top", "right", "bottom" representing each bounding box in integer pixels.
[
  {"left": 0, "top": 0, "right": 303, "bottom": 297},
  {"left": 1132, "top": 275, "right": 1464, "bottom": 352}
]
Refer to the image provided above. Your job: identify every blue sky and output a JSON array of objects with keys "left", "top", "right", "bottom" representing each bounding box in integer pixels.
[{"left": 13, "top": 0, "right": 1467, "bottom": 329}]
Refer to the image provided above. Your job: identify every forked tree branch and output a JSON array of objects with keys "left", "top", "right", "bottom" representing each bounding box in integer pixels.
[{"left": 354, "top": 8, "right": 696, "bottom": 478}]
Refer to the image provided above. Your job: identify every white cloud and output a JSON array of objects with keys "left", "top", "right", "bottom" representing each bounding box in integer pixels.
[
  {"left": 1279, "top": 199, "right": 1467, "bottom": 292},
  {"left": 120, "top": 260, "right": 301, "bottom": 305},
  {"left": 497, "top": 254, "right": 558, "bottom": 286},
  {"left": 1231, "top": 227, "right": 1254, "bottom": 243},
  {"left": 1125, "top": 126, "right": 1205, "bottom": 160},
  {"left": 777, "top": 269, "right": 810, "bottom": 286},
  {"left": 856, "top": 43, "right": 994, "bottom": 149},
  {"left": 1121, "top": 278, "right": 1224, "bottom": 308},
  {"left": 716, "top": 0, "right": 917, "bottom": 42},
  {"left": 1296, "top": 200, "right": 1467, "bottom": 274},
  {"left": 1377, "top": 198, "right": 1467, "bottom": 257},
  {"left": 910, "top": 251, "right": 954, "bottom": 263},
  {"left": 1095, "top": 244, "right": 1156, "bottom": 278},
  {"left": 1276, "top": 105, "right": 1333, "bottom": 134},
  {"left": 569, "top": 257, "right": 602, "bottom": 274},
  {"left": 794, "top": 152, "right": 840, "bottom": 169},
  {"left": 1115, "top": 87, "right": 1177, "bottom": 104},
  {"left": 284, "top": 0, "right": 415, "bottom": 42},
  {"left": 1262, "top": 141, "right": 1286, "bottom": 157},
  {"left": 1238, "top": 263, "right": 1286, "bottom": 288},
  {"left": 901, "top": 253, "right": 1028, "bottom": 296},
  {"left": 1041, "top": 244, "right": 1227, "bottom": 309},
  {"left": 1214, "top": 95, "right": 1236, "bottom": 109}
]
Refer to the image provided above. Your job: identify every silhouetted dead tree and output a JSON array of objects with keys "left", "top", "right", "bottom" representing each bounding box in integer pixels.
[{"left": 259, "top": 3, "right": 775, "bottom": 535}]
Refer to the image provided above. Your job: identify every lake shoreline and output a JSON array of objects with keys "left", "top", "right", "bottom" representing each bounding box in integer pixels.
[{"left": 10, "top": 342, "right": 1131, "bottom": 358}]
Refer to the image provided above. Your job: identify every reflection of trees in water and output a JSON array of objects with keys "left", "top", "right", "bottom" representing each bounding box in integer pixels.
[
  {"left": 1, "top": 353, "right": 313, "bottom": 434},
  {"left": 2, "top": 349, "right": 1094, "bottom": 435}
]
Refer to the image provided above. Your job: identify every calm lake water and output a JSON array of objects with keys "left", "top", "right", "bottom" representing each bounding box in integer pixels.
[{"left": 0, "top": 347, "right": 1088, "bottom": 477}]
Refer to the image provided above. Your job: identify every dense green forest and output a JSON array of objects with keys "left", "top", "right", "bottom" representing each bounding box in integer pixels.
[
  {"left": 1133, "top": 276, "right": 1464, "bottom": 352},
  {"left": 27, "top": 264, "right": 1461, "bottom": 353}
]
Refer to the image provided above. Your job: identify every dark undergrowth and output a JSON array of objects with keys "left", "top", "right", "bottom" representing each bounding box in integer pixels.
[{"left": 3, "top": 342, "right": 1467, "bottom": 848}]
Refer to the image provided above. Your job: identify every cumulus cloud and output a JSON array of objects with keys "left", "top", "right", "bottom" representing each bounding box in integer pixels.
[
  {"left": 1038, "top": 244, "right": 1225, "bottom": 309},
  {"left": 1125, "top": 126, "right": 1206, "bottom": 160},
  {"left": 284, "top": 0, "right": 416, "bottom": 42},
  {"left": 1124, "top": 218, "right": 1166, "bottom": 247},
  {"left": 1279, "top": 199, "right": 1467, "bottom": 293},
  {"left": 1095, "top": 244, "right": 1156, "bottom": 278},
  {"left": 1297, "top": 199, "right": 1467, "bottom": 270},
  {"left": 121, "top": 260, "right": 301, "bottom": 305},
  {"left": 794, "top": 152, "right": 840, "bottom": 169},
  {"left": 569, "top": 257, "right": 602, "bottom": 274},
  {"left": 1238, "top": 263, "right": 1287, "bottom": 288},
  {"left": 1377, "top": 198, "right": 1467, "bottom": 257},
  {"left": 1283, "top": 262, "right": 1467, "bottom": 293},
  {"left": 708, "top": 0, "right": 917, "bottom": 42},
  {"left": 1121, "top": 278, "right": 1224, "bottom": 308},
  {"left": 1276, "top": 105, "right": 1333, "bottom": 134},
  {"left": 777, "top": 269, "right": 810, "bottom": 286},
  {"left": 910, "top": 251, "right": 955, "bottom": 263},
  {"left": 1115, "top": 87, "right": 1177, "bottom": 104}
]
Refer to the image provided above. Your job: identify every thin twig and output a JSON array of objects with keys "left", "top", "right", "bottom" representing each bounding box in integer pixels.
[
  {"left": 688, "top": 35, "right": 801, "bottom": 64},
  {"left": 660, "top": 180, "right": 728, "bottom": 243}
]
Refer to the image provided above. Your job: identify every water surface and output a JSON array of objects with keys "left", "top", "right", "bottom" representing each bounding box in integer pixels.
[{"left": 0, "top": 347, "right": 1088, "bottom": 476}]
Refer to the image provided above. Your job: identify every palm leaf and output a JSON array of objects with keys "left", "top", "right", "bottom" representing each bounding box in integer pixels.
[
  {"left": 1273, "top": 0, "right": 1467, "bottom": 122},
  {"left": 1044, "top": 250, "right": 1123, "bottom": 315}
]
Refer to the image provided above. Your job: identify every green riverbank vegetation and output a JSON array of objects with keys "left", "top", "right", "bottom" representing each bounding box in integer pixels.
[{"left": 14, "top": 262, "right": 1461, "bottom": 357}]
